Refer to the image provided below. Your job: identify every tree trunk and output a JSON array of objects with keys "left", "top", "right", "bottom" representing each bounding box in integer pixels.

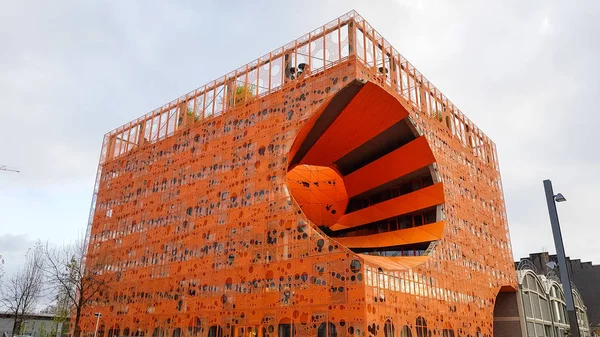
[
  {"left": 73, "top": 307, "right": 82, "bottom": 337},
  {"left": 12, "top": 317, "right": 22, "bottom": 337}
]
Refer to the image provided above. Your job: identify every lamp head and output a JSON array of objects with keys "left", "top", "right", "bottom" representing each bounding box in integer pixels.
[{"left": 554, "top": 193, "right": 567, "bottom": 203}]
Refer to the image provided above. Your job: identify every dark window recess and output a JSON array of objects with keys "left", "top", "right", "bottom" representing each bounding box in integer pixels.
[
  {"left": 416, "top": 317, "right": 427, "bottom": 337},
  {"left": 207, "top": 326, "right": 223, "bottom": 337},
  {"left": 384, "top": 322, "right": 395, "bottom": 337},
  {"left": 346, "top": 175, "right": 435, "bottom": 213},
  {"left": 354, "top": 242, "right": 432, "bottom": 257},
  {"left": 278, "top": 324, "right": 295, "bottom": 337},
  {"left": 317, "top": 322, "right": 337, "bottom": 337},
  {"left": 333, "top": 208, "right": 437, "bottom": 238}
]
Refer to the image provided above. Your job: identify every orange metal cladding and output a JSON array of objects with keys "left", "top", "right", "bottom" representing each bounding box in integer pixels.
[{"left": 80, "top": 11, "right": 516, "bottom": 337}]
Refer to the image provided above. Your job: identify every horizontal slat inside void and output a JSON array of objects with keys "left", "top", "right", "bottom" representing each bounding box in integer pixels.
[
  {"left": 352, "top": 241, "right": 432, "bottom": 254},
  {"left": 344, "top": 166, "right": 433, "bottom": 214},
  {"left": 335, "top": 118, "right": 416, "bottom": 176},
  {"left": 288, "top": 80, "right": 365, "bottom": 168},
  {"left": 358, "top": 254, "right": 429, "bottom": 270},
  {"left": 334, "top": 221, "right": 444, "bottom": 249},
  {"left": 343, "top": 136, "right": 435, "bottom": 197},
  {"left": 300, "top": 81, "right": 409, "bottom": 167},
  {"left": 332, "top": 183, "right": 444, "bottom": 231}
]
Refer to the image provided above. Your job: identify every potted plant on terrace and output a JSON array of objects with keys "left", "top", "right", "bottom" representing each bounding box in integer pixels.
[{"left": 229, "top": 84, "right": 256, "bottom": 108}]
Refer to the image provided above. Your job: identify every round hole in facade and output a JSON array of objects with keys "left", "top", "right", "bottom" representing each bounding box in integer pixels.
[{"left": 285, "top": 82, "right": 444, "bottom": 270}]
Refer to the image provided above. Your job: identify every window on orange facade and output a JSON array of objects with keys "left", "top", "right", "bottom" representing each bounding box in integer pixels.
[
  {"left": 152, "top": 328, "right": 166, "bottom": 337},
  {"left": 108, "top": 325, "right": 120, "bottom": 337},
  {"left": 245, "top": 326, "right": 258, "bottom": 337},
  {"left": 187, "top": 317, "right": 202, "bottom": 337},
  {"left": 278, "top": 323, "right": 294, "bottom": 337},
  {"left": 383, "top": 321, "right": 395, "bottom": 337},
  {"left": 207, "top": 326, "right": 223, "bottom": 337},
  {"left": 317, "top": 322, "right": 337, "bottom": 337},
  {"left": 400, "top": 326, "right": 413, "bottom": 337},
  {"left": 415, "top": 317, "right": 427, "bottom": 337},
  {"left": 442, "top": 329, "right": 455, "bottom": 337}
]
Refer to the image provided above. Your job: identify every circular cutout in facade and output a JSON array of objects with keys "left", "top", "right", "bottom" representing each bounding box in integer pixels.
[{"left": 286, "top": 80, "right": 445, "bottom": 268}]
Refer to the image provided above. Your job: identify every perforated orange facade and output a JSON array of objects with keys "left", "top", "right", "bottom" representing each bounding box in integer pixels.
[{"left": 81, "top": 11, "right": 516, "bottom": 337}]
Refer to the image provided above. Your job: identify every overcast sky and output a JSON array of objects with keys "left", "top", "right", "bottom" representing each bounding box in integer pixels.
[{"left": 1, "top": 1, "right": 599, "bottom": 281}]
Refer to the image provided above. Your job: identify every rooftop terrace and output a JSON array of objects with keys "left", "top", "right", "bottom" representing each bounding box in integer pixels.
[{"left": 98, "top": 10, "right": 498, "bottom": 170}]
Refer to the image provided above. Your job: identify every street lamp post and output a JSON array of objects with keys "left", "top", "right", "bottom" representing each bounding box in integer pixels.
[
  {"left": 543, "top": 179, "right": 580, "bottom": 337},
  {"left": 93, "top": 313, "right": 103, "bottom": 337}
]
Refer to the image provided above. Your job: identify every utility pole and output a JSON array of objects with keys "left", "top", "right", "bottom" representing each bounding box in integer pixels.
[{"left": 543, "top": 179, "right": 580, "bottom": 337}]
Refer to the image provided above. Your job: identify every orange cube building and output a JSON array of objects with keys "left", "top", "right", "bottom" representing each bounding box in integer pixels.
[{"left": 81, "top": 11, "right": 518, "bottom": 337}]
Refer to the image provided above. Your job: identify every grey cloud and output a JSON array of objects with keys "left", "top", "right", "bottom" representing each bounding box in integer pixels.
[
  {"left": 0, "top": 234, "right": 37, "bottom": 279},
  {"left": 0, "top": 234, "right": 32, "bottom": 253}
]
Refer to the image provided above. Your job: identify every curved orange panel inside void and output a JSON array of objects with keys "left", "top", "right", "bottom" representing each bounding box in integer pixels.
[{"left": 286, "top": 165, "right": 348, "bottom": 227}]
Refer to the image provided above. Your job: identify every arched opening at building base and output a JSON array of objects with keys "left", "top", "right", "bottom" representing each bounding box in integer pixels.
[{"left": 493, "top": 285, "right": 525, "bottom": 337}]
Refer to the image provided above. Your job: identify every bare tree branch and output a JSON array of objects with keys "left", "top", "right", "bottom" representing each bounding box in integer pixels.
[
  {"left": 0, "top": 242, "right": 45, "bottom": 337},
  {"left": 44, "top": 236, "right": 112, "bottom": 337},
  {"left": 0, "top": 254, "right": 4, "bottom": 283}
]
